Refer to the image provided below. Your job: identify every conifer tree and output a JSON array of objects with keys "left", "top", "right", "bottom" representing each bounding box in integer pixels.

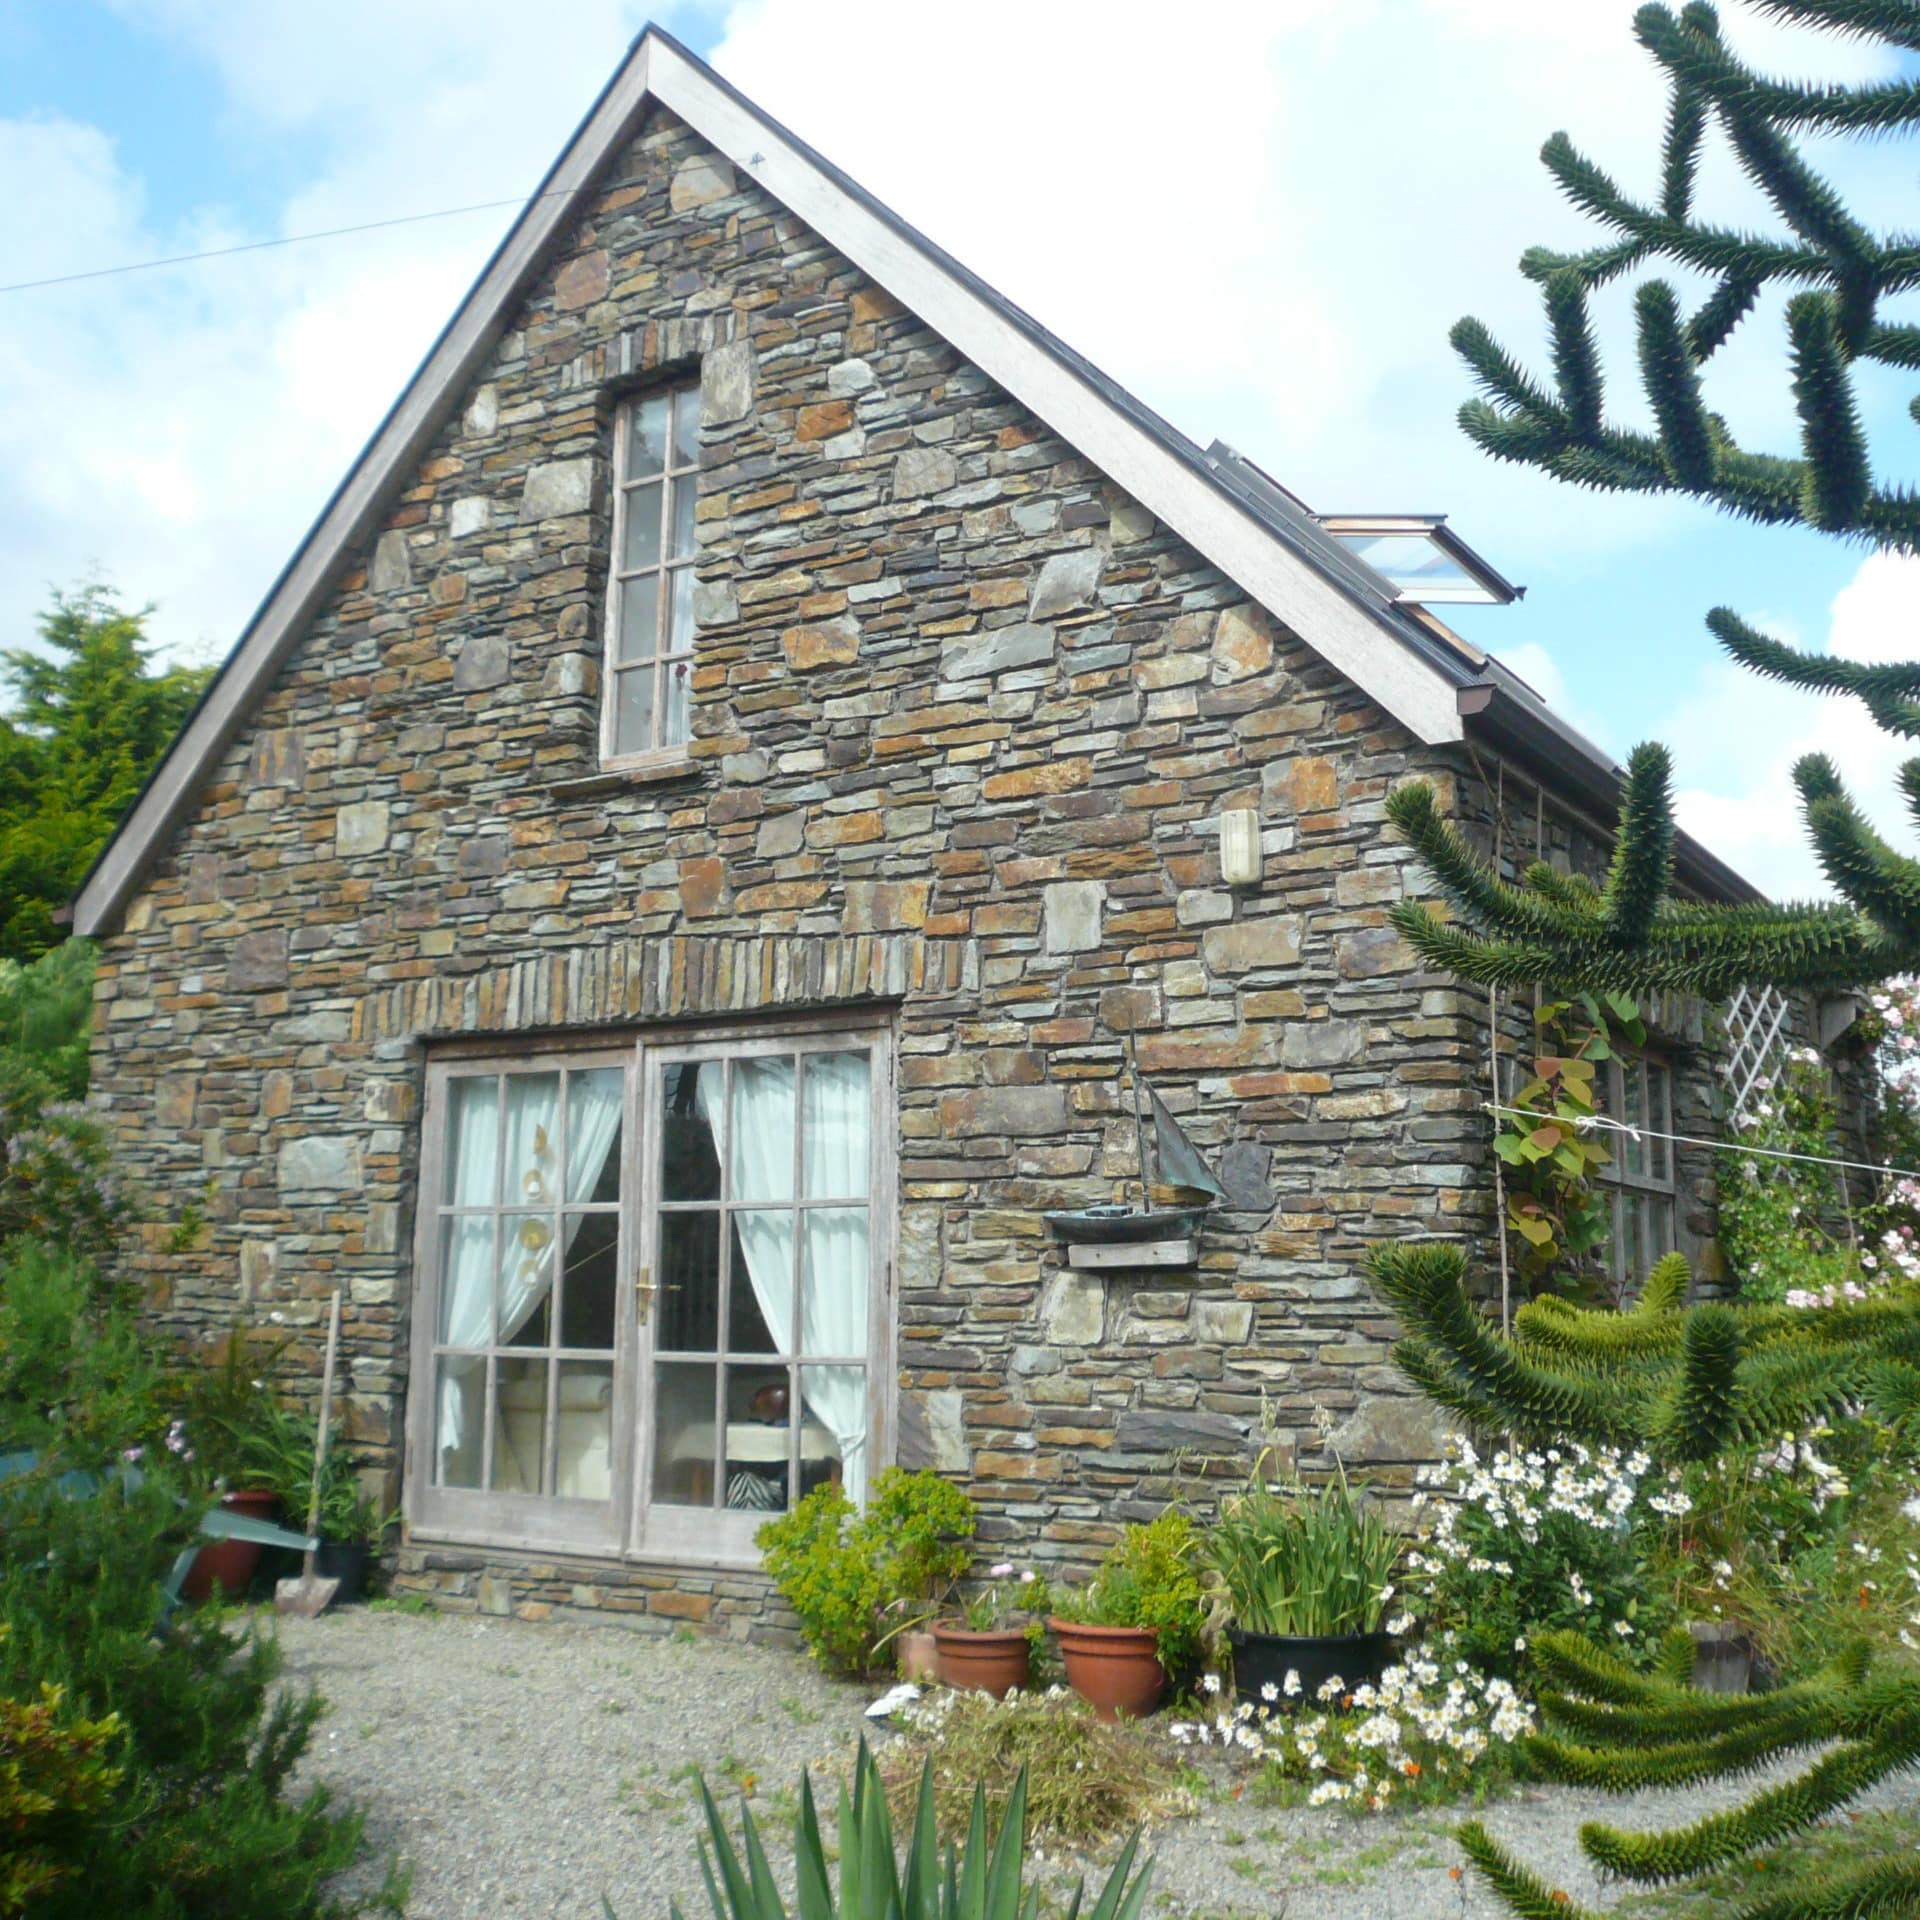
[
  {"left": 1368, "top": 1240, "right": 1920, "bottom": 1919},
  {"left": 1389, "top": 0, "right": 1920, "bottom": 996},
  {"left": 0, "top": 584, "right": 209, "bottom": 963}
]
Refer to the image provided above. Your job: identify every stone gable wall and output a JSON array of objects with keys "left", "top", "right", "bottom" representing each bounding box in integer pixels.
[{"left": 90, "top": 104, "right": 1601, "bottom": 1633}]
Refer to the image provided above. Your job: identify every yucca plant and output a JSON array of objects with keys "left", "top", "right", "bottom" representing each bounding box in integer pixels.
[
  {"left": 664, "top": 1737, "right": 1151, "bottom": 1920},
  {"left": 1204, "top": 1452, "right": 1400, "bottom": 1638}
]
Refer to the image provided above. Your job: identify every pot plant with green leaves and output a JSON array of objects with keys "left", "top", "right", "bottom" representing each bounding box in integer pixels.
[
  {"left": 1205, "top": 1450, "right": 1402, "bottom": 1706},
  {"left": 170, "top": 1328, "right": 289, "bottom": 1602},
  {"left": 933, "top": 1562, "right": 1051, "bottom": 1697},
  {"left": 1049, "top": 1511, "right": 1207, "bottom": 1721}
]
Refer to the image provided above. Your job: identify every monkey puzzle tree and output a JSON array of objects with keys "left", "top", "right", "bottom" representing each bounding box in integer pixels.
[
  {"left": 1369, "top": 1239, "right": 1920, "bottom": 1919},
  {"left": 1372, "top": 9, "right": 1920, "bottom": 1911},
  {"left": 1389, "top": 0, "right": 1920, "bottom": 997}
]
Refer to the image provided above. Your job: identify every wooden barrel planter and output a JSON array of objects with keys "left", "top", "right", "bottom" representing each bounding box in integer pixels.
[{"left": 1051, "top": 1618, "right": 1166, "bottom": 1722}]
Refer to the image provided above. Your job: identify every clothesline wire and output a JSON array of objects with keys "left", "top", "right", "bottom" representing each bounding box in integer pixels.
[
  {"left": 0, "top": 188, "right": 583, "bottom": 297},
  {"left": 1483, "top": 1100, "right": 1920, "bottom": 1185}
]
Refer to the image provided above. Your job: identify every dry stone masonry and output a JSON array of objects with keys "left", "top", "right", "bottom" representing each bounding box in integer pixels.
[{"left": 88, "top": 105, "right": 1713, "bottom": 1636}]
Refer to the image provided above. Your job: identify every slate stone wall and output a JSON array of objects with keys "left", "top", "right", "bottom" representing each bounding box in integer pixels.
[{"left": 87, "top": 105, "right": 1705, "bottom": 1632}]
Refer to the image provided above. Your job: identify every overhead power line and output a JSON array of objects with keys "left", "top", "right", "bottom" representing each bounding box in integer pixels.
[{"left": 0, "top": 187, "right": 581, "bottom": 297}]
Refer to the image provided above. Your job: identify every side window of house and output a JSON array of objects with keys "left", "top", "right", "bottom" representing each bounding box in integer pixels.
[
  {"left": 1600, "top": 1051, "right": 1677, "bottom": 1293},
  {"left": 603, "top": 384, "right": 700, "bottom": 763}
]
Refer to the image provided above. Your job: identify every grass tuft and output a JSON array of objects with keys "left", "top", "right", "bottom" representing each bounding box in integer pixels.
[{"left": 877, "top": 1686, "right": 1189, "bottom": 1847}]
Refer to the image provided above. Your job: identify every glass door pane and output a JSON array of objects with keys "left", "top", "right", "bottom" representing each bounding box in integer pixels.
[
  {"left": 636, "top": 1039, "right": 879, "bottom": 1557},
  {"left": 416, "top": 1058, "right": 629, "bottom": 1554}
]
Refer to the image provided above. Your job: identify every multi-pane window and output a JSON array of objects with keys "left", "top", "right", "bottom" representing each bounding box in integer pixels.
[
  {"left": 408, "top": 1030, "right": 887, "bottom": 1563},
  {"left": 427, "top": 1061, "right": 626, "bottom": 1536},
  {"left": 645, "top": 1042, "right": 873, "bottom": 1555},
  {"left": 1600, "top": 1051, "right": 1677, "bottom": 1296},
  {"left": 604, "top": 385, "right": 700, "bottom": 762}
]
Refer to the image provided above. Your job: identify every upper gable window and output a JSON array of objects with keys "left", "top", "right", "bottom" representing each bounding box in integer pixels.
[{"left": 603, "top": 385, "right": 701, "bottom": 764}]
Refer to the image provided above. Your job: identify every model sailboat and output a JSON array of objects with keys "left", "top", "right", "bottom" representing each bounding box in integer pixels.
[{"left": 1043, "top": 1025, "right": 1227, "bottom": 1249}]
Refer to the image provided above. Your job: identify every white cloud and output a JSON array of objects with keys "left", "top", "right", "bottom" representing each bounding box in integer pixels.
[
  {"left": 0, "top": 0, "right": 1908, "bottom": 719},
  {"left": 1490, "top": 639, "right": 1619, "bottom": 761},
  {"left": 0, "top": 1, "right": 661, "bottom": 664},
  {"left": 1669, "top": 549, "right": 1920, "bottom": 900}
]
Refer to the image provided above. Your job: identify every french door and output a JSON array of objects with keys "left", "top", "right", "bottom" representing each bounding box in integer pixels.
[{"left": 406, "top": 1024, "right": 890, "bottom": 1563}]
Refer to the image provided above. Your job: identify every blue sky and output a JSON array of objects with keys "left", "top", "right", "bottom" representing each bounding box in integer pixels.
[{"left": 1, "top": 0, "right": 1916, "bottom": 897}]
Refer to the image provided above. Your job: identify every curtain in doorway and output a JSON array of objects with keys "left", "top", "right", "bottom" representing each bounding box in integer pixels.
[
  {"left": 695, "top": 1053, "right": 870, "bottom": 1502},
  {"left": 435, "top": 1072, "right": 624, "bottom": 1464}
]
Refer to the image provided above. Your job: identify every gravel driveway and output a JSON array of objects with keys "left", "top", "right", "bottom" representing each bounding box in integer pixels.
[{"left": 278, "top": 1608, "right": 1915, "bottom": 1920}]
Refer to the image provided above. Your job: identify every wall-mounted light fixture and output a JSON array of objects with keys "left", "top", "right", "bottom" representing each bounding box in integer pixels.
[{"left": 1220, "top": 808, "right": 1262, "bottom": 887}]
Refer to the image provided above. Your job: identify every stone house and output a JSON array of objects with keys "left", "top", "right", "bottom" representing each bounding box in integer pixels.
[{"left": 73, "top": 31, "right": 1761, "bottom": 1630}]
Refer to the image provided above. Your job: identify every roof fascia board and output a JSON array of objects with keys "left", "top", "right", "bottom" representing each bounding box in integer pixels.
[
  {"left": 74, "top": 42, "right": 660, "bottom": 936},
  {"left": 643, "top": 41, "right": 1465, "bottom": 749}
]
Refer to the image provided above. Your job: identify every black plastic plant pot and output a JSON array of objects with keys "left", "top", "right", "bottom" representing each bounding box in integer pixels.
[
  {"left": 314, "top": 1539, "right": 372, "bottom": 1604},
  {"left": 1227, "top": 1627, "right": 1394, "bottom": 1707}
]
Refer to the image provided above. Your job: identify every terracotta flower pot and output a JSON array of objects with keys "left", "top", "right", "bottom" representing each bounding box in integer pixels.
[
  {"left": 182, "top": 1487, "right": 281, "bottom": 1604},
  {"left": 1051, "top": 1617, "right": 1166, "bottom": 1722},
  {"left": 896, "top": 1628, "right": 941, "bottom": 1683},
  {"left": 932, "top": 1622, "right": 1031, "bottom": 1696}
]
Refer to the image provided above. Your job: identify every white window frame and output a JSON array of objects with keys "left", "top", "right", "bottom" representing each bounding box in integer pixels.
[
  {"left": 404, "top": 1020, "right": 894, "bottom": 1568},
  {"left": 601, "top": 384, "right": 701, "bottom": 772},
  {"left": 1598, "top": 1049, "right": 1678, "bottom": 1298}
]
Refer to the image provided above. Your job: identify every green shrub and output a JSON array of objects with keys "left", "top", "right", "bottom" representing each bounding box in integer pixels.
[
  {"left": 757, "top": 1469, "right": 975, "bottom": 1675},
  {"left": 1716, "top": 1047, "right": 1855, "bottom": 1304},
  {"left": 1407, "top": 1439, "right": 1683, "bottom": 1683},
  {"left": 0, "top": 1630, "right": 122, "bottom": 1918},
  {"left": 1051, "top": 1512, "right": 1208, "bottom": 1675},
  {"left": 0, "top": 941, "right": 93, "bottom": 1105},
  {"left": 0, "top": 1460, "right": 389, "bottom": 1917},
  {"left": 0, "top": 1239, "right": 163, "bottom": 1466},
  {"left": 1655, "top": 1416, "right": 1920, "bottom": 1682},
  {"left": 0, "top": 1082, "right": 129, "bottom": 1262}
]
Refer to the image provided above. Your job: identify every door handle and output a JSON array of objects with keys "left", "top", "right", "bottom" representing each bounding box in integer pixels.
[{"left": 635, "top": 1264, "right": 657, "bottom": 1326}]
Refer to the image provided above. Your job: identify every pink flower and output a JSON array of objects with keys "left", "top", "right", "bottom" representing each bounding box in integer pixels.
[{"left": 988, "top": 1562, "right": 1014, "bottom": 1578}]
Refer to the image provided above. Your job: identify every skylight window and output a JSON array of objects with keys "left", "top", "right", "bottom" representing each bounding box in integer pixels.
[{"left": 1319, "top": 515, "right": 1520, "bottom": 606}]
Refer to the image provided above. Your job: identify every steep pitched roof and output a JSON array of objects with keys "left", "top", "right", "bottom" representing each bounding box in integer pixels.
[{"left": 72, "top": 27, "right": 1753, "bottom": 934}]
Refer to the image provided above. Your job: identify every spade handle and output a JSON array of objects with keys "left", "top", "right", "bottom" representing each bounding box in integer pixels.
[{"left": 303, "top": 1290, "right": 342, "bottom": 1572}]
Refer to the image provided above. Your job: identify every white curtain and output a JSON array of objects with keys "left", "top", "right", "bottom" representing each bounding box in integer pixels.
[
  {"left": 437, "top": 1081, "right": 500, "bottom": 1466},
  {"left": 800, "top": 1054, "right": 869, "bottom": 1503},
  {"left": 496, "top": 1075, "right": 561, "bottom": 1344},
  {"left": 700, "top": 1053, "right": 870, "bottom": 1503},
  {"left": 435, "top": 1071, "right": 624, "bottom": 1468},
  {"left": 553, "top": 1071, "right": 625, "bottom": 1315}
]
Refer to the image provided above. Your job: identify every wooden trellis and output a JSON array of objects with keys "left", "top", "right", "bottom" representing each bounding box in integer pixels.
[{"left": 1722, "top": 984, "right": 1794, "bottom": 1122}]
